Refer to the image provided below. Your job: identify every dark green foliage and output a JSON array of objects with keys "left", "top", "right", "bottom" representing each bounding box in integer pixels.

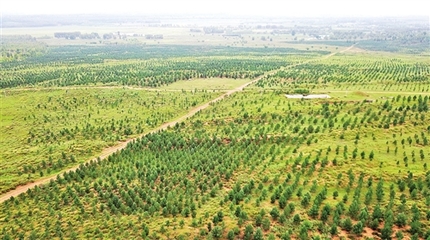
[
  {"left": 227, "top": 230, "right": 235, "bottom": 240},
  {"left": 342, "top": 217, "right": 353, "bottom": 232},
  {"left": 244, "top": 224, "right": 254, "bottom": 240},
  {"left": 211, "top": 226, "right": 223, "bottom": 239},
  {"left": 254, "top": 228, "right": 263, "bottom": 240},
  {"left": 270, "top": 207, "right": 280, "bottom": 220},
  {"left": 262, "top": 218, "right": 271, "bottom": 231},
  {"left": 352, "top": 221, "right": 364, "bottom": 235},
  {"left": 293, "top": 214, "right": 301, "bottom": 225}
]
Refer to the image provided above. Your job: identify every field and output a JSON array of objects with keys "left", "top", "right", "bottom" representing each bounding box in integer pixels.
[
  {"left": 160, "top": 78, "right": 253, "bottom": 91},
  {"left": 1, "top": 16, "right": 430, "bottom": 240}
]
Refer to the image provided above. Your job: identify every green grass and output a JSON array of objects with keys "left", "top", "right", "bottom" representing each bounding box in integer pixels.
[{"left": 159, "top": 78, "right": 252, "bottom": 91}]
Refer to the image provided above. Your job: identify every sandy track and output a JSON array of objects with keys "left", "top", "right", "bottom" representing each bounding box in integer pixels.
[{"left": 0, "top": 47, "right": 353, "bottom": 204}]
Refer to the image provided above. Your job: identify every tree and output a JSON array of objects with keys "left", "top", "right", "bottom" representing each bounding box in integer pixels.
[
  {"left": 410, "top": 220, "right": 421, "bottom": 235},
  {"left": 308, "top": 204, "right": 319, "bottom": 219},
  {"left": 381, "top": 223, "right": 393, "bottom": 240},
  {"left": 358, "top": 207, "right": 369, "bottom": 223},
  {"left": 395, "top": 231, "right": 404, "bottom": 240},
  {"left": 376, "top": 180, "right": 384, "bottom": 202},
  {"left": 281, "top": 232, "right": 291, "bottom": 240},
  {"left": 279, "top": 195, "right": 287, "bottom": 209},
  {"left": 293, "top": 214, "right": 301, "bottom": 225},
  {"left": 262, "top": 217, "right": 271, "bottom": 231},
  {"left": 255, "top": 214, "right": 262, "bottom": 226},
  {"left": 321, "top": 204, "right": 331, "bottom": 222},
  {"left": 369, "top": 218, "right": 379, "bottom": 230},
  {"left": 211, "top": 226, "right": 223, "bottom": 239},
  {"left": 299, "top": 221, "right": 312, "bottom": 239},
  {"left": 2, "top": 234, "right": 12, "bottom": 240},
  {"left": 244, "top": 224, "right": 254, "bottom": 240},
  {"left": 207, "top": 222, "right": 212, "bottom": 232},
  {"left": 301, "top": 193, "right": 311, "bottom": 207},
  {"left": 369, "top": 150, "right": 374, "bottom": 160},
  {"left": 352, "top": 221, "right": 364, "bottom": 235},
  {"left": 330, "top": 224, "right": 338, "bottom": 235},
  {"left": 342, "top": 217, "right": 353, "bottom": 232},
  {"left": 395, "top": 213, "right": 407, "bottom": 227},
  {"left": 333, "top": 191, "right": 339, "bottom": 199},
  {"left": 254, "top": 228, "right": 263, "bottom": 240},
  {"left": 372, "top": 204, "right": 383, "bottom": 221},
  {"left": 270, "top": 207, "right": 280, "bottom": 220},
  {"left": 227, "top": 230, "right": 235, "bottom": 240},
  {"left": 398, "top": 180, "right": 406, "bottom": 192},
  {"left": 267, "top": 233, "right": 276, "bottom": 240},
  {"left": 348, "top": 199, "right": 360, "bottom": 219}
]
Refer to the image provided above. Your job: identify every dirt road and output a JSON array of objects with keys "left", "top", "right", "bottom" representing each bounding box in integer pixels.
[{"left": 0, "top": 46, "right": 353, "bottom": 204}]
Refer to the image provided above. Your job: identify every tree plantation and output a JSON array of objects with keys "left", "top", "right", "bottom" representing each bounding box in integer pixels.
[
  {"left": 1, "top": 15, "right": 430, "bottom": 240},
  {"left": 0, "top": 88, "right": 220, "bottom": 194}
]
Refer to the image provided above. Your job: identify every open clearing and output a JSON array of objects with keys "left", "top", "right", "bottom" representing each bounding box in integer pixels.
[{"left": 159, "top": 78, "right": 253, "bottom": 91}]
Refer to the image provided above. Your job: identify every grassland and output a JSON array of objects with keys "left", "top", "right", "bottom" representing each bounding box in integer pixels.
[{"left": 160, "top": 78, "right": 253, "bottom": 91}]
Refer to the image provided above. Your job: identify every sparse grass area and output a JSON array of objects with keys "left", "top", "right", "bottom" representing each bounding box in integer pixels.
[{"left": 159, "top": 78, "right": 252, "bottom": 91}]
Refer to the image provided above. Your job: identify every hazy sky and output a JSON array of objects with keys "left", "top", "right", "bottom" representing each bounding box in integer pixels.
[{"left": 2, "top": 0, "right": 429, "bottom": 17}]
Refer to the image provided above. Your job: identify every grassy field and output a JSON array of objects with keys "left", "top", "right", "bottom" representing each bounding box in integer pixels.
[{"left": 159, "top": 78, "right": 252, "bottom": 91}]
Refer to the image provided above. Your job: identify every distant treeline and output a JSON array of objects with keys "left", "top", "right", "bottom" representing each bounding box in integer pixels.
[
  {"left": 145, "top": 34, "right": 163, "bottom": 40},
  {"left": 54, "top": 32, "right": 100, "bottom": 40},
  {"left": 203, "top": 27, "right": 224, "bottom": 34},
  {"left": 2, "top": 35, "right": 38, "bottom": 43}
]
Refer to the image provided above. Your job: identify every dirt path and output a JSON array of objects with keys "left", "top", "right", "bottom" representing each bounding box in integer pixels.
[{"left": 0, "top": 46, "right": 354, "bottom": 204}]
